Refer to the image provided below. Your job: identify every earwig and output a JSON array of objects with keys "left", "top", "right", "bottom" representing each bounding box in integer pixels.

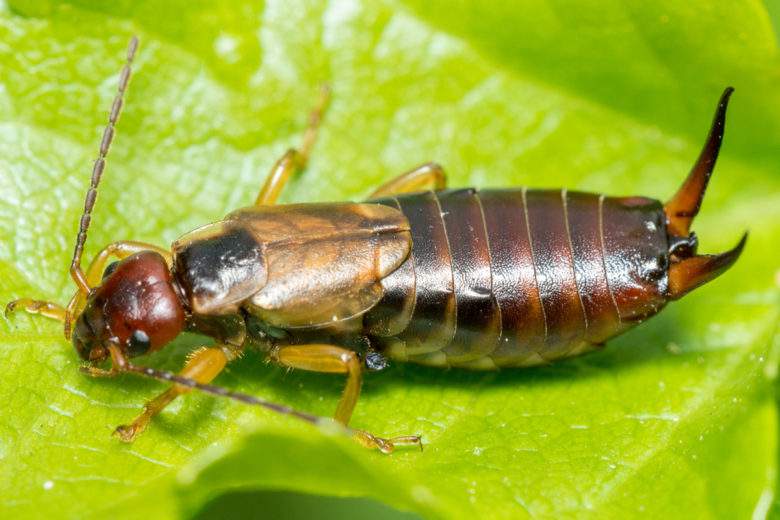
[{"left": 6, "top": 38, "right": 745, "bottom": 453}]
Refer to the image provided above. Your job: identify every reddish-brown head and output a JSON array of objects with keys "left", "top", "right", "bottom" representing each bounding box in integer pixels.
[{"left": 72, "top": 251, "right": 186, "bottom": 361}]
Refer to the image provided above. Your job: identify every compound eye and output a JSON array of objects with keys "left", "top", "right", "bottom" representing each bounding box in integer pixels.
[
  {"left": 128, "top": 329, "right": 151, "bottom": 356},
  {"left": 102, "top": 261, "right": 120, "bottom": 281}
]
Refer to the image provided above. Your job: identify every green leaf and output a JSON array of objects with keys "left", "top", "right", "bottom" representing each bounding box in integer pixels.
[{"left": 1, "top": 1, "right": 778, "bottom": 518}]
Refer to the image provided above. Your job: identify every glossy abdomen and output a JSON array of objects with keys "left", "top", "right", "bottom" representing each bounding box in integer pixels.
[{"left": 364, "top": 189, "right": 670, "bottom": 369}]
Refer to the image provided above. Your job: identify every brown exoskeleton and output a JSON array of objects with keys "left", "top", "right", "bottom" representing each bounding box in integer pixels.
[{"left": 6, "top": 38, "right": 745, "bottom": 453}]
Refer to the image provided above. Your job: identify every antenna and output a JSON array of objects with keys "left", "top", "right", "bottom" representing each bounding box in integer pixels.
[
  {"left": 123, "top": 363, "right": 326, "bottom": 426},
  {"left": 70, "top": 36, "right": 139, "bottom": 294}
]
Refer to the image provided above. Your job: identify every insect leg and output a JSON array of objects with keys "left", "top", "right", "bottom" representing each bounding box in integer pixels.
[
  {"left": 97, "top": 342, "right": 418, "bottom": 454},
  {"left": 7, "top": 294, "right": 72, "bottom": 335},
  {"left": 82, "top": 240, "right": 171, "bottom": 287},
  {"left": 368, "top": 162, "right": 447, "bottom": 198},
  {"left": 351, "top": 430, "right": 423, "bottom": 453},
  {"left": 5, "top": 244, "right": 165, "bottom": 340},
  {"left": 5, "top": 299, "right": 66, "bottom": 322},
  {"left": 5, "top": 241, "right": 155, "bottom": 328},
  {"left": 254, "top": 85, "right": 331, "bottom": 205},
  {"left": 273, "top": 344, "right": 422, "bottom": 453},
  {"left": 112, "top": 345, "right": 235, "bottom": 442},
  {"left": 8, "top": 241, "right": 170, "bottom": 337}
]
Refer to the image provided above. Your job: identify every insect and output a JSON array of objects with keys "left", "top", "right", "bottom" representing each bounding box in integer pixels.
[{"left": 6, "top": 38, "right": 745, "bottom": 453}]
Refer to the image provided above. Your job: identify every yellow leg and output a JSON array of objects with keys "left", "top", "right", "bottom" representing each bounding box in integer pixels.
[
  {"left": 112, "top": 346, "right": 233, "bottom": 442},
  {"left": 82, "top": 241, "right": 171, "bottom": 288},
  {"left": 352, "top": 430, "right": 423, "bottom": 454},
  {"left": 368, "top": 162, "right": 447, "bottom": 198},
  {"left": 274, "top": 344, "right": 422, "bottom": 453},
  {"left": 255, "top": 85, "right": 331, "bottom": 205},
  {"left": 4, "top": 299, "right": 66, "bottom": 322},
  {"left": 83, "top": 342, "right": 419, "bottom": 453},
  {"left": 274, "top": 344, "right": 361, "bottom": 424},
  {"left": 6, "top": 240, "right": 169, "bottom": 340}
]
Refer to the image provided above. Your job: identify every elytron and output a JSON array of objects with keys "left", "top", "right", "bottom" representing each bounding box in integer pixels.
[{"left": 6, "top": 38, "right": 744, "bottom": 452}]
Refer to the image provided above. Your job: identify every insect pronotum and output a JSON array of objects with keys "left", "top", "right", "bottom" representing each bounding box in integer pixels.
[{"left": 6, "top": 38, "right": 745, "bottom": 453}]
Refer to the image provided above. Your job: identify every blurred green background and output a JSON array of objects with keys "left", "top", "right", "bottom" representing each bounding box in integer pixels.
[{"left": 0, "top": 1, "right": 778, "bottom": 518}]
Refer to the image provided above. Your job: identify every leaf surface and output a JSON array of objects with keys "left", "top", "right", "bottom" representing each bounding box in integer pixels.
[{"left": 0, "top": 1, "right": 778, "bottom": 518}]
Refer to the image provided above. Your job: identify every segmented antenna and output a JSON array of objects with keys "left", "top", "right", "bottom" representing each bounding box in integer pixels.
[
  {"left": 124, "top": 364, "right": 327, "bottom": 427},
  {"left": 70, "top": 36, "right": 139, "bottom": 294}
]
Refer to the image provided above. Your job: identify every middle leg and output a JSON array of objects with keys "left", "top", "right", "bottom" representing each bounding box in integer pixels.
[{"left": 255, "top": 85, "right": 331, "bottom": 205}]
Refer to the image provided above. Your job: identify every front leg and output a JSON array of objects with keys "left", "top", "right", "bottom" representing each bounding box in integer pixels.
[
  {"left": 273, "top": 344, "right": 421, "bottom": 453},
  {"left": 112, "top": 345, "right": 235, "bottom": 442},
  {"left": 5, "top": 299, "right": 66, "bottom": 322},
  {"left": 6, "top": 240, "right": 170, "bottom": 339}
]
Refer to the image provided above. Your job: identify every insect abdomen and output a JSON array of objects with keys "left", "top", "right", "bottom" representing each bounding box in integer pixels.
[{"left": 365, "top": 188, "right": 670, "bottom": 369}]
